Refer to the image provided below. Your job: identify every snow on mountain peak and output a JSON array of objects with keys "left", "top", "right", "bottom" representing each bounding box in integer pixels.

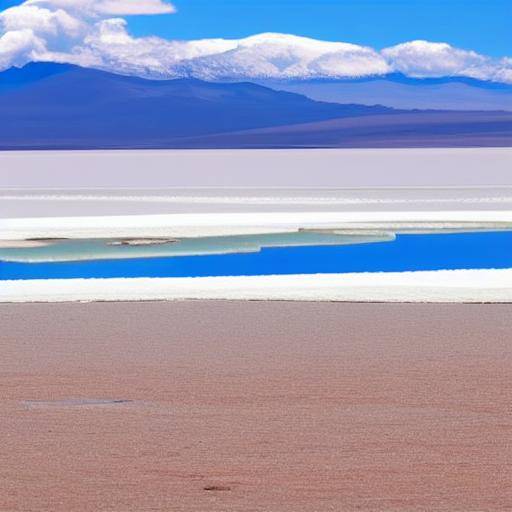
[{"left": 174, "top": 33, "right": 390, "bottom": 80}]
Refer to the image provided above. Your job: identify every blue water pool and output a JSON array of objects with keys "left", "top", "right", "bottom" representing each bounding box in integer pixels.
[{"left": 1, "top": 231, "right": 511, "bottom": 281}]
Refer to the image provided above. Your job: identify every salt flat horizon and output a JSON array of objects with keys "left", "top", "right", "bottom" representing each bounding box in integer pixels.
[{"left": 2, "top": 148, "right": 512, "bottom": 189}]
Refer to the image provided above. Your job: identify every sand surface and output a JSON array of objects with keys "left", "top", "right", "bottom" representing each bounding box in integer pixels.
[{"left": 2, "top": 301, "right": 512, "bottom": 511}]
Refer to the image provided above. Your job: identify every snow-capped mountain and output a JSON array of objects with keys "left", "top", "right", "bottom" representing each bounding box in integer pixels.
[{"left": 173, "top": 33, "right": 391, "bottom": 81}]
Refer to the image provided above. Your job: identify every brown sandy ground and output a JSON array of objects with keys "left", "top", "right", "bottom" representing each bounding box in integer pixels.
[{"left": 1, "top": 301, "right": 512, "bottom": 511}]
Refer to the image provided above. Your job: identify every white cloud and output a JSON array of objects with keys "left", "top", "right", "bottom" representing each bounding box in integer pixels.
[
  {"left": 383, "top": 40, "right": 486, "bottom": 77},
  {"left": 25, "top": 0, "right": 175, "bottom": 16},
  {"left": 382, "top": 40, "right": 512, "bottom": 83},
  {"left": 495, "top": 58, "right": 512, "bottom": 84},
  {"left": 0, "top": 5, "right": 83, "bottom": 36},
  {"left": 0, "top": 29, "right": 46, "bottom": 68},
  {"left": 0, "top": 0, "right": 511, "bottom": 83},
  {"left": 73, "top": 18, "right": 238, "bottom": 77}
]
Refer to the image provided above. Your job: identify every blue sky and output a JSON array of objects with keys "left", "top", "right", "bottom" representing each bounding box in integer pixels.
[
  {"left": 2, "top": 0, "right": 511, "bottom": 57},
  {"left": 116, "top": 0, "right": 509, "bottom": 57}
]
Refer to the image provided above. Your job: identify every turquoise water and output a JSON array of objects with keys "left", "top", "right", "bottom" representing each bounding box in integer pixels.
[
  {"left": 1, "top": 231, "right": 511, "bottom": 280},
  {"left": 0, "top": 232, "right": 394, "bottom": 263}
]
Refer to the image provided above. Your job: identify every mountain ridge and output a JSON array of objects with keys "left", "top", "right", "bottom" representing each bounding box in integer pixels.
[
  {"left": 0, "top": 62, "right": 510, "bottom": 149},
  {"left": 265, "top": 73, "right": 512, "bottom": 90}
]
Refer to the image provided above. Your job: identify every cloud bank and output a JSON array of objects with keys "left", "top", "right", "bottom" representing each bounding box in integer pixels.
[{"left": 1, "top": 0, "right": 511, "bottom": 83}]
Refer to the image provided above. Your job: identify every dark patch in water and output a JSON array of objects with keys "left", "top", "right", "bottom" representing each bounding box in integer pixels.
[{"left": 25, "top": 238, "right": 69, "bottom": 242}]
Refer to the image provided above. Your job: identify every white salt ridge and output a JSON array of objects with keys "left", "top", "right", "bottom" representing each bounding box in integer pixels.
[
  {"left": 2, "top": 270, "right": 512, "bottom": 304},
  {"left": 2, "top": 211, "right": 512, "bottom": 240},
  {"left": 4, "top": 194, "right": 512, "bottom": 205}
]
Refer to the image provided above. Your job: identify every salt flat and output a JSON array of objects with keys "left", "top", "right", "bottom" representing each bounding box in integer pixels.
[
  {"left": 1, "top": 148, "right": 511, "bottom": 303},
  {"left": 2, "top": 210, "right": 512, "bottom": 241},
  {"left": 1, "top": 148, "right": 511, "bottom": 190},
  {"left": 3, "top": 186, "right": 512, "bottom": 218},
  {"left": 2, "top": 269, "right": 512, "bottom": 303},
  {"left": 1, "top": 148, "right": 512, "bottom": 220}
]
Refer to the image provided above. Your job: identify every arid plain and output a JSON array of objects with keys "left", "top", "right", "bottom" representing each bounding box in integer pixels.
[{"left": 2, "top": 301, "right": 512, "bottom": 511}]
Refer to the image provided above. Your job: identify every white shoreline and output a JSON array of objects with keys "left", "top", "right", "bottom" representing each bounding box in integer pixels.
[
  {"left": 4, "top": 192, "right": 512, "bottom": 206},
  {"left": 2, "top": 270, "right": 512, "bottom": 304},
  {"left": 4, "top": 187, "right": 512, "bottom": 218},
  {"left": 2, "top": 210, "right": 512, "bottom": 240}
]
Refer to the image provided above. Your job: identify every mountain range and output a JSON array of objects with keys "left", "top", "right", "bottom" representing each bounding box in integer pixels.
[
  {"left": 259, "top": 75, "right": 512, "bottom": 112},
  {"left": 0, "top": 62, "right": 510, "bottom": 149}
]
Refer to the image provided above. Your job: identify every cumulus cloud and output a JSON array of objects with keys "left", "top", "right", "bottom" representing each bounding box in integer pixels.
[
  {"left": 382, "top": 40, "right": 512, "bottom": 83},
  {"left": 25, "top": 0, "right": 175, "bottom": 16},
  {"left": 73, "top": 18, "right": 238, "bottom": 77},
  {"left": 383, "top": 41, "right": 487, "bottom": 78},
  {"left": 0, "top": 28, "right": 46, "bottom": 68},
  {"left": 495, "top": 58, "right": 512, "bottom": 84},
  {"left": 0, "top": 5, "right": 83, "bottom": 36},
  {"left": 0, "top": 0, "right": 511, "bottom": 83}
]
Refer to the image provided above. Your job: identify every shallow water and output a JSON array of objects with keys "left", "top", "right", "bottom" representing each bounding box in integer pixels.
[
  {"left": 1, "top": 231, "right": 511, "bottom": 280},
  {"left": 0, "top": 232, "right": 394, "bottom": 263}
]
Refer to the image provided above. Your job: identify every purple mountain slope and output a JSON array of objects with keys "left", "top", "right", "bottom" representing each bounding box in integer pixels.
[
  {"left": 259, "top": 75, "right": 512, "bottom": 111},
  {"left": 0, "top": 62, "right": 395, "bottom": 149},
  {"left": 172, "top": 111, "right": 512, "bottom": 148},
  {"left": 0, "top": 62, "right": 510, "bottom": 149}
]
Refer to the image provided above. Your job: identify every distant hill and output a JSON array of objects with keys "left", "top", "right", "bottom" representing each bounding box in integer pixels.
[
  {"left": 0, "top": 62, "right": 510, "bottom": 149},
  {"left": 171, "top": 111, "right": 512, "bottom": 148},
  {"left": 0, "top": 62, "right": 395, "bottom": 149},
  {"left": 259, "top": 74, "right": 512, "bottom": 111}
]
